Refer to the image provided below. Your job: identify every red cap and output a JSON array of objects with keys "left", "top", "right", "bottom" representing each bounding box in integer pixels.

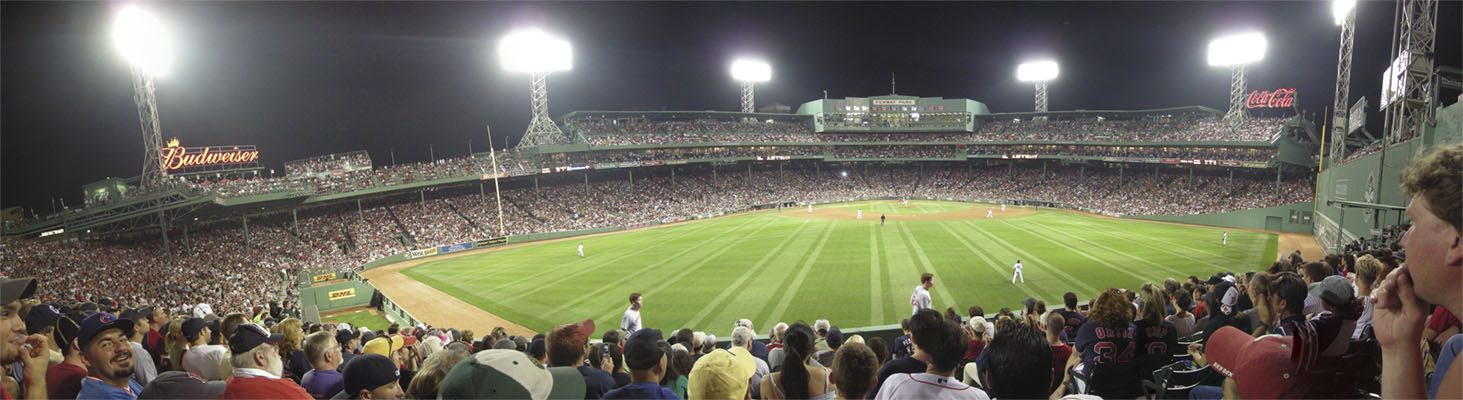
[{"left": 1204, "top": 326, "right": 1321, "bottom": 399}]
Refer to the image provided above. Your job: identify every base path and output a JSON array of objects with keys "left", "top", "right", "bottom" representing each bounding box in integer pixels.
[{"left": 1277, "top": 233, "right": 1326, "bottom": 262}]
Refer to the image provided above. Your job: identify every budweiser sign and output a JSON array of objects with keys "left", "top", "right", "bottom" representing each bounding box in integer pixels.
[
  {"left": 159, "top": 138, "right": 261, "bottom": 171},
  {"left": 1245, "top": 88, "right": 1297, "bottom": 109}
]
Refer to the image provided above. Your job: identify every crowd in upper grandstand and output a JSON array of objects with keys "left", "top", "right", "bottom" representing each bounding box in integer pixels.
[{"left": 0, "top": 147, "right": 1457, "bottom": 400}]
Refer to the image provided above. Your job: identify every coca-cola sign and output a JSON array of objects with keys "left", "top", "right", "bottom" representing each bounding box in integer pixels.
[{"left": 1245, "top": 88, "right": 1297, "bottom": 109}]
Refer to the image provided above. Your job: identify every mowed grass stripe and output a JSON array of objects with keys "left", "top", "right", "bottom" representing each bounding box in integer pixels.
[
  {"left": 877, "top": 220, "right": 903, "bottom": 322},
  {"left": 763, "top": 221, "right": 841, "bottom": 325},
  {"left": 1005, "top": 219, "right": 1189, "bottom": 279},
  {"left": 931, "top": 220, "right": 1048, "bottom": 302},
  {"left": 868, "top": 223, "right": 885, "bottom": 325},
  {"left": 1038, "top": 212, "right": 1257, "bottom": 264},
  {"left": 956, "top": 219, "right": 1100, "bottom": 295},
  {"left": 544, "top": 216, "right": 782, "bottom": 316},
  {"left": 895, "top": 221, "right": 958, "bottom": 310},
  {"left": 1031, "top": 215, "right": 1238, "bottom": 271},
  {"left": 657, "top": 217, "right": 815, "bottom": 329},
  {"left": 993, "top": 219, "right": 1168, "bottom": 284}
]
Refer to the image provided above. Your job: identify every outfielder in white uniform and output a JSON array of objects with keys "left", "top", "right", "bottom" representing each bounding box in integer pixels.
[
  {"left": 808, "top": 204, "right": 813, "bottom": 213},
  {"left": 1222, "top": 232, "right": 1227, "bottom": 246},
  {"left": 578, "top": 243, "right": 585, "bottom": 257},
  {"left": 987, "top": 209, "right": 994, "bottom": 218},
  {"left": 1011, "top": 259, "right": 1024, "bottom": 283},
  {"left": 1001, "top": 204, "right": 1006, "bottom": 212},
  {"left": 858, "top": 209, "right": 863, "bottom": 220}
]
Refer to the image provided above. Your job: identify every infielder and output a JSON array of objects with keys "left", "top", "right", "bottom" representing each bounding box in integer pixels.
[
  {"left": 1011, "top": 259, "right": 1024, "bottom": 283},
  {"left": 808, "top": 204, "right": 813, "bottom": 214},
  {"left": 987, "top": 209, "right": 994, "bottom": 218},
  {"left": 858, "top": 209, "right": 863, "bottom": 220},
  {"left": 1001, "top": 204, "right": 1006, "bottom": 212},
  {"left": 578, "top": 242, "right": 585, "bottom": 257}
]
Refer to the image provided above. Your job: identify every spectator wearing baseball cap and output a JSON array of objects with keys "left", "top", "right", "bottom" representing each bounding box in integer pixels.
[
  {"left": 333, "top": 354, "right": 402, "bottom": 400},
  {"left": 1, "top": 276, "right": 50, "bottom": 400},
  {"left": 120, "top": 308, "right": 159, "bottom": 386},
  {"left": 219, "top": 323, "right": 311, "bottom": 399},
  {"left": 604, "top": 330, "right": 678, "bottom": 399},
  {"left": 336, "top": 328, "right": 360, "bottom": 370},
  {"left": 689, "top": 346, "right": 758, "bottom": 399},
  {"left": 180, "top": 317, "right": 228, "bottom": 381},
  {"left": 547, "top": 319, "right": 616, "bottom": 399},
  {"left": 75, "top": 312, "right": 144, "bottom": 400},
  {"left": 48, "top": 312, "right": 89, "bottom": 400},
  {"left": 1203, "top": 325, "right": 1329, "bottom": 398},
  {"left": 137, "top": 371, "right": 226, "bottom": 400},
  {"left": 438, "top": 349, "right": 585, "bottom": 399}
]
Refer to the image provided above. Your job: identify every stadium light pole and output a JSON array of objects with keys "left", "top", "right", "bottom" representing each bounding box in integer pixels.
[
  {"left": 112, "top": 4, "right": 175, "bottom": 189},
  {"left": 1208, "top": 32, "right": 1267, "bottom": 123},
  {"left": 730, "top": 59, "right": 771, "bottom": 119},
  {"left": 1328, "top": 0, "right": 1357, "bottom": 160},
  {"left": 1016, "top": 61, "right": 1059, "bottom": 115},
  {"left": 499, "top": 28, "right": 572, "bottom": 149}
]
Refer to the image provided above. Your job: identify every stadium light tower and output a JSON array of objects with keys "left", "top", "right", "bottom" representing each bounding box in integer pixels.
[
  {"left": 1016, "top": 61, "right": 1059, "bottom": 114},
  {"left": 1208, "top": 32, "right": 1267, "bottom": 122},
  {"left": 730, "top": 59, "right": 771, "bottom": 115},
  {"left": 1329, "top": 0, "right": 1357, "bottom": 159},
  {"left": 112, "top": 4, "right": 175, "bottom": 189},
  {"left": 499, "top": 28, "right": 572, "bottom": 149}
]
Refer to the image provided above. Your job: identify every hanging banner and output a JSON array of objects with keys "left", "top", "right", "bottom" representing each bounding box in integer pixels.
[{"left": 312, "top": 273, "right": 337, "bottom": 283}]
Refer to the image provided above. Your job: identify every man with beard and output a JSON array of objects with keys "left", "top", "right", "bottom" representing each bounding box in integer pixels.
[
  {"left": 219, "top": 323, "right": 311, "bottom": 399},
  {"left": 75, "top": 312, "right": 143, "bottom": 399},
  {"left": 1, "top": 276, "right": 50, "bottom": 400}
]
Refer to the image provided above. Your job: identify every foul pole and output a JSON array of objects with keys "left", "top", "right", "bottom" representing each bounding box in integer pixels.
[{"left": 487, "top": 125, "right": 507, "bottom": 236}]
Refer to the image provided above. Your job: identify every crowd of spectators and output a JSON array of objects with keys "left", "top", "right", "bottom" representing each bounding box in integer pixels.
[
  {"left": 819, "top": 111, "right": 971, "bottom": 130},
  {"left": 2, "top": 145, "right": 1457, "bottom": 400},
  {"left": 571, "top": 118, "right": 813, "bottom": 146},
  {"left": 284, "top": 151, "right": 372, "bottom": 179}
]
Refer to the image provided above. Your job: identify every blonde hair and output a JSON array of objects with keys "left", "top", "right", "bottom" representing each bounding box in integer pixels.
[
  {"left": 1355, "top": 255, "right": 1384, "bottom": 287},
  {"left": 273, "top": 318, "right": 304, "bottom": 358},
  {"left": 407, "top": 344, "right": 471, "bottom": 400}
]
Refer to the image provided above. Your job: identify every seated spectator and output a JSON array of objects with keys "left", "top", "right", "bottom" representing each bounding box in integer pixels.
[
  {"left": 181, "top": 317, "right": 229, "bottom": 381},
  {"left": 1166, "top": 290, "right": 1196, "bottom": 338},
  {"left": 981, "top": 321, "right": 1050, "bottom": 399},
  {"left": 730, "top": 326, "right": 769, "bottom": 397},
  {"left": 1068, "top": 288, "right": 1141, "bottom": 399},
  {"left": 336, "top": 329, "right": 360, "bottom": 370},
  {"left": 47, "top": 311, "right": 88, "bottom": 400},
  {"left": 760, "top": 322, "right": 832, "bottom": 399},
  {"left": 604, "top": 329, "right": 678, "bottom": 399},
  {"left": 337, "top": 354, "right": 401, "bottom": 400},
  {"left": 2, "top": 277, "right": 48, "bottom": 400},
  {"left": 118, "top": 308, "right": 159, "bottom": 386},
  {"left": 871, "top": 321, "right": 929, "bottom": 399},
  {"left": 873, "top": 309, "right": 988, "bottom": 399},
  {"left": 438, "top": 349, "right": 585, "bottom": 399},
  {"left": 405, "top": 342, "right": 470, "bottom": 399},
  {"left": 1203, "top": 325, "right": 1325, "bottom": 398},
  {"left": 1135, "top": 283, "right": 1178, "bottom": 379},
  {"left": 300, "top": 331, "right": 344, "bottom": 399},
  {"left": 829, "top": 342, "right": 878, "bottom": 400},
  {"left": 1060, "top": 292, "right": 1085, "bottom": 341},
  {"left": 961, "top": 317, "right": 987, "bottom": 366},
  {"left": 1043, "top": 312, "right": 1073, "bottom": 394},
  {"left": 546, "top": 319, "right": 615, "bottom": 399},
  {"left": 76, "top": 312, "right": 145, "bottom": 400},
  {"left": 137, "top": 370, "right": 227, "bottom": 399},
  {"left": 890, "top": 319, "right": 913, "bottom": 360},
  {"left": 1352, "top": 255, "right": 1383, "bottom": 340},
  {"left": 814, "top": 327, "right": 843, "bottom": 367},
  {"left": 1270, "top": 272, "right": 1309, "bottom": 335},
  {"left": 688, "top": 346, "right": 757, "bottom": 399},
  {"left": 219, "top": 323, "right": 311, "bottom": 399}
]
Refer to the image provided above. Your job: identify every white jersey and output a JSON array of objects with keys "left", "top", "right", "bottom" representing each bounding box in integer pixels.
[
  {"left": 874, "top": 373, "right": 990, "bottom": 400},
  {"left": 1001, "top": 204, "right": 1006, "bottom": 212},
  {"left": 910, "top": 285, "right": 932, "bottom": 315},
  {"left": 1013, "top": 262, "right": 1023, "bottom": 272},
  {"left": 621, "top": 307, "right": 642, "bottom": 332}
]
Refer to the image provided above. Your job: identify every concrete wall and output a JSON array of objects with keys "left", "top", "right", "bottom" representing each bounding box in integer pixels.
[{"left": 299, "top": 281, "right": 375, "bottom": 312}]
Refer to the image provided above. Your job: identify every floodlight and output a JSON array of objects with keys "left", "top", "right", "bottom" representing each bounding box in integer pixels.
[
  {"left": 1332, "top": 0, "right": 1356, "bottom": 25},
  {"left": 498, "top": 28, "right": 572, "bottom": 73},
  {"left": 730, "top": 59, "right": 772, "bottom": 82},
  {"left": 1207, "top": 33, "right": 1267, "bottom": 67},
  {"left": 112, "top": 4, "right": 174, "bottom": 77},
  {"left": 1016, "top": 61, "right": 1059, "bottom": 82}
]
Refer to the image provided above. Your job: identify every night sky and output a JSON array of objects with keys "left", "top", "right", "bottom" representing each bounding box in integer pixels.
[{"left": 3, "top": 1, "right": 1458, "bottom": 214}]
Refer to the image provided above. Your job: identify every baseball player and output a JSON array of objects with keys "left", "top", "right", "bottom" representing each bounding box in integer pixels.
[
  {"left": 987, "top": 209, "right": 994, "bottom": 218},
  {"left": 858, "top": 209, "right": 863, "bottom": 220},
  {"left": 808, "top": 204, "right": 813, "bottom": 214},
  {"left": 1011, "top": 259, "right": 1024, "bottom": 283},
  {"left": 578, "top": 243, "right": 585, "bottom": 257},
  {"left": 1222, "top": 232, "right": 1227, "bottom": 246},
  {"left": 881, "top": 214, "right": 886, "bottom": 226},
  {"left": 1001, "top": 204, "right": 1007, "bottom": 212},
  {"left": 910, "top": 273, "right": 933, "bottom": 315}
]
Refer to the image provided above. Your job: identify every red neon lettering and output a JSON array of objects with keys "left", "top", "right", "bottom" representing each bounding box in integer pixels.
[{"left": 1246, "top": 88, "right": 1296, "bottom": 109}]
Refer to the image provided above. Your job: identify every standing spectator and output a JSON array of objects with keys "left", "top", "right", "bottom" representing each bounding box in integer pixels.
[
  {"left": 622, "top": 293, "right": 643, "bottom": 334},
  {"left": 829, "top": 343, "right": 878, "bottom": 400},
  {"left": 1042, "top": 313, "right": 1073, "bottom": 394},
  {"left": 2, "top": 277, "right": 49, "bottom": 400},
  {"left": 181, "top": 318, "right": 227, "bottom": 381},
  {"left": 547, "top": 319, "right": 615, "bottom": 399},
  {"left": 274, "top": 318, "right": 310, "bottom": 383},
  {"left": 405, "top": 342, "right": 470, "bottom": 400},
  {"left": 219, "top": 323, "right": 311, "bottom": 399},
  {"left": 1353, "top": 255, "right": 1383, "bottom": 339},
  {"left": 336, "top": 329, "right": 360, "bottom": 369},
  {"left": 119, "top": 308, "right": 158, "bottom": 386},
  {"left": 890, "top": 319, "right": 913, "bottom": 360},
  {"left": 730, "top": 326, "right": 769, "bottom": 397},
  {"left": 76, "top": 312, "right": 144, "bottom": 400},
  {"left": 910, "top": 274, "right": 934, "bottom": 315},
  {"left": 299, "top": 332, "right": 343, "bottom": 399},
  {"left": 873, "top": 309, "right": 988, "bottom": 399},
  {"left": 143, "top": 309, "right": 171, "bottom": 373},
  {"left": 1059, "top": 292, "right": 1086, "bottom": 341},
  {"left": 48, "top": 312, "right": 86, "bottom": 400},
  {"left": 759, "top": 322, "right": 831, "bottom": 400},
  {"left": 605, "top": 329, "right": 677, "bottom": 399}
]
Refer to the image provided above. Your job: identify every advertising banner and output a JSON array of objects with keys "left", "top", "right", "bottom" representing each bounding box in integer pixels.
[
  {"left": 617, "top": 161, "right": 640, "bottom": 168},
  {"left": 666, "top": 160, "right": 688, "bottom": 165},
  {"left": 1240, "top": 161, "right": 1269, "bottom": 168},
  {"left": 328, "top": 288, "right": 356, "bottom": 300},
  {"left": 312, "top": 273, "right": 337, "bottom": 283},
  {"left": 474, "top": 237, "right": 509, "bottom": 247},
  {"left": 1218, "top": 160, "right": 1242, "bottom": 167},
  {"left": 439, "top": 242, "right": 473, "bottom": 255},
  {"left": 640, "top": 161, "right": 664, "bottom": 166},
  {"left": 406, "top": 250, "right": 426, "bottom": 259},
  {"left": 1162, "top": 158, "right": 1180, "bottom": 164},
  {"left": 594, "top": 163, "right": 619, "bottom": 170}
]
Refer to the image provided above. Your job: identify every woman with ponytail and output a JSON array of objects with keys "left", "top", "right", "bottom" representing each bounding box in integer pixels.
[{"left": 760, "top": 322, "right": 834, "bottom": 400}]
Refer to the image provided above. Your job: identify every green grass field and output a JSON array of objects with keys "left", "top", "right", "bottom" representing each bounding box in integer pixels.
[
  {"left": 402, "top": 200, "right": 1277, "bottom": 338},
  {"left": 323, "top": 310, "right": 392, "bottom": 332}
]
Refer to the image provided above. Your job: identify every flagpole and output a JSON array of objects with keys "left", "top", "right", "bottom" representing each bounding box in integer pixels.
[{"left": 487, "top": 125, "right": 506, "bottom": 237}]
